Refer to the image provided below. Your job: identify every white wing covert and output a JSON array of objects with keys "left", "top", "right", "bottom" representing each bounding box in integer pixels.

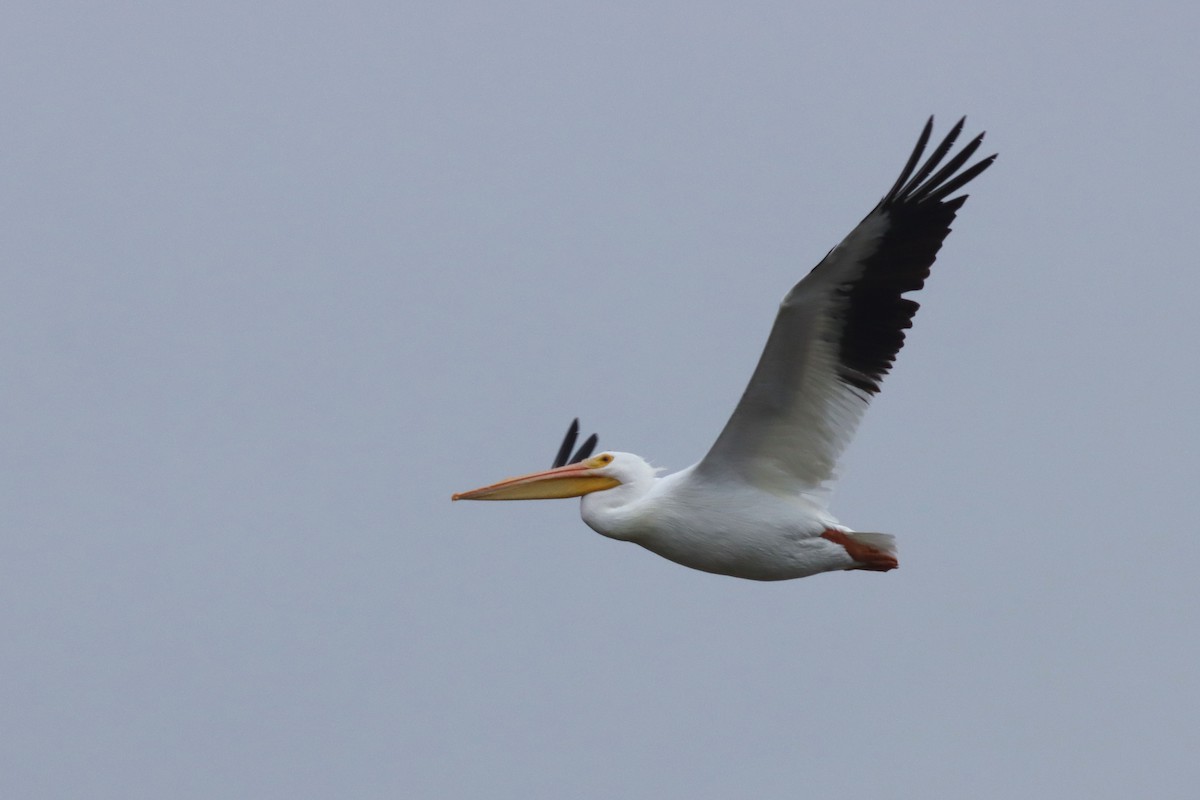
[{"left": 695, "top": 118, "right": 995, "bottom": 496}]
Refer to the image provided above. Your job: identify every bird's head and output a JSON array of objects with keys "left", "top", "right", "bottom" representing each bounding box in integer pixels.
[{"left": 452, "top": 451, "right": 653, "bottom": 502}]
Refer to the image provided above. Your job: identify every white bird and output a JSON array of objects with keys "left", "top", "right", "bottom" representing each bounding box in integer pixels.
[{"left": 453, "top": 118, "right": 995, "bottom": 581}]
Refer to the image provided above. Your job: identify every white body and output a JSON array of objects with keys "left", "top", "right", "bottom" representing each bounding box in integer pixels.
[{"left": 581, "top": 461, "right": 859, "bottom": 580}]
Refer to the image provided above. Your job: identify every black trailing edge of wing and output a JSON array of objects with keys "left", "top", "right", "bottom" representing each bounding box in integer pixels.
[
  {"left": 838, "top": 116, "right": 996, "bottom": 395},
  {"left": 552, "top": 418, "right": 599, "bottom": 468}
]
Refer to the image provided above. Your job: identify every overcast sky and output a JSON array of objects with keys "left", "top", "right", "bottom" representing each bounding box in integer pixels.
[{"left": 3, "top": 2, "right": 1198, "bottom": 798}]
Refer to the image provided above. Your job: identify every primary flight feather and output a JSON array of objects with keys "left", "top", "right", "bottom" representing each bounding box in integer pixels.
[{"left": 454, "top": 117, "right": 995, "bottom": 581}]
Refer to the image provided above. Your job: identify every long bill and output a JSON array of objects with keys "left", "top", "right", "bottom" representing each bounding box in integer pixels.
[{"left": 452, "top": 461, "right": 619, "bottom": 501}]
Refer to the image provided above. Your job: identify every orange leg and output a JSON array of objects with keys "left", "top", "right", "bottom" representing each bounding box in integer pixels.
[{"left": 820, "top": 529, "right": 899, "bottom": 572}]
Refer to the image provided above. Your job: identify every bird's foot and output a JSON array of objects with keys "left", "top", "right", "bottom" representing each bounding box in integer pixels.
[{"left": 821, "top": 529, "right": 899, "bottom": 572}]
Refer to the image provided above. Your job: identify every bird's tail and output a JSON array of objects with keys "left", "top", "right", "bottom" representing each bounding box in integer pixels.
[{"left": 847, "top": 532, "right": 896, "bottom": 556}]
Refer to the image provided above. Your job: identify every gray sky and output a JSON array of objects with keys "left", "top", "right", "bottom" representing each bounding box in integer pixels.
[{"left": 3, "top": 1, "right": 1197, "bottom": 798}]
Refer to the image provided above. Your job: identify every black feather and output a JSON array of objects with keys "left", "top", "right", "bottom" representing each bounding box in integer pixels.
[
  {"left": 552, "top": 419, "right": 600, "bottom": 467},
  {"left": 836, "top": 117, "right": 996, "bottom": 395},
  {"left": 570, "top": 433, "right": 598, "bottom": 464},
  {"left": 552, "top": 418, "right": 580, "bottom": 468}
]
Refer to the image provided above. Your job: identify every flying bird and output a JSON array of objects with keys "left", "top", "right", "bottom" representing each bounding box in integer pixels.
[{"left": 454, "top": 118, "right": 995, "bottom": 581}]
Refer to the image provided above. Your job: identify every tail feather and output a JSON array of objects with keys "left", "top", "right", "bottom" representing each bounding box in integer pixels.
[{"left": 845, "top": 532, "right": 897, "bottom": 556}]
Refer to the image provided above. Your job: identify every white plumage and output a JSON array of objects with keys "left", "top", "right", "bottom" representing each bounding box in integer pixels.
[{"left": 454, "top": 118, "right": 995, "bottom": 581}]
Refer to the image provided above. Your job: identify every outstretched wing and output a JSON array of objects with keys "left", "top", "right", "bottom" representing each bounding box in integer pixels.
[
  {"left": 551, "top": 418, "right": 599, "bottom": 468},
  {"left": 695, "top": 117, "right": 995, "bottom": 495}
]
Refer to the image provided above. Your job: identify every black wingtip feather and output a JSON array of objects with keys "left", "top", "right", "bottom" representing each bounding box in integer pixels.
[
  {"left": 552, "top": 418, "right": 599, "bottom": 467},
  {"left": 925, "top": 153, "right": 997, "bottom": 204},
  {"left": 882, "top": 116, "right": 933, "bottom": 202},
  {"left": 552, "top": 418, "right": 580, "bottom": 468},
  {"left": 894, "top": 116, "right": 965, "bottom": 201},
  {"left": 571, "top": 434, "right": 599, "bottom": 464},
  {"left": 836, "top": 118, "right": 995, "bottom": 396}
]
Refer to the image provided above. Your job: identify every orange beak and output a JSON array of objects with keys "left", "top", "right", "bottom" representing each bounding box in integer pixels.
[{"left": 452, "top": 461, "right": 620, "bottom": 501}]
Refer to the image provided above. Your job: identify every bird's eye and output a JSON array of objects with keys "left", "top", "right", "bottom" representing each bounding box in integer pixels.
[{"left": 590, "top": 453, "right": 614, "bottom": 467}]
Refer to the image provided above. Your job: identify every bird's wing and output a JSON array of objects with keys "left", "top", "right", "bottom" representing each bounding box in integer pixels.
[
  {"left": 551, "top": 418, "right": 598, "bottom": 468},
  {"left": 694, "top": 118, "right": 995, "bottom": 495}
]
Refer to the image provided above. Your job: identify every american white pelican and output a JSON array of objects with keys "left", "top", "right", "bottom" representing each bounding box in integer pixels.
[{"left": 454, "top": 118, "right": 995, "bottom": 581}]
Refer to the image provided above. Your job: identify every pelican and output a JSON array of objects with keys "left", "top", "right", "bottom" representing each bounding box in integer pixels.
[{"left": 454, "top": 118, "right": 995, "bottom": 581}]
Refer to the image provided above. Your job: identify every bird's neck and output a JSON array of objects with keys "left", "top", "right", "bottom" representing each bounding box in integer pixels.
[{"left": 579, "top": 478, "right": 656, "bottom": 542}]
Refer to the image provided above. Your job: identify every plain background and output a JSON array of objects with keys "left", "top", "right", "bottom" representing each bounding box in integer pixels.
[{"left": 3, "top": 2, "right": 1197, "bottom": 798}]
